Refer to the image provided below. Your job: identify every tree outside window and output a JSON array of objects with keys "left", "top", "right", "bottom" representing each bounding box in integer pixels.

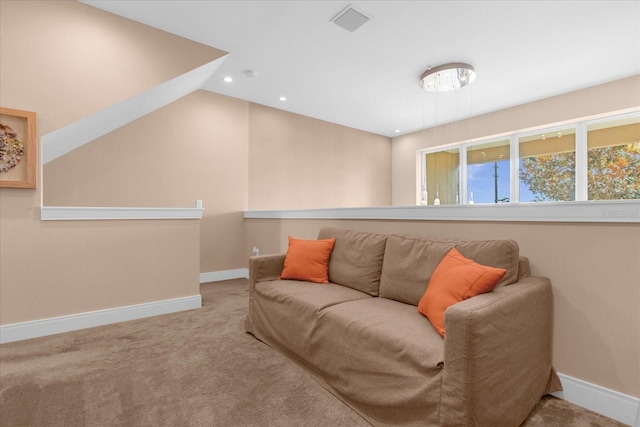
[
  {"left": 519, "top": 128, "right": 576, "bottom": 202},
  {"left": 466, "top": 139, "right": 510, "bottom": 203},
  {"left": 587, "top": 117, "right": 640, "bottom": 200}
]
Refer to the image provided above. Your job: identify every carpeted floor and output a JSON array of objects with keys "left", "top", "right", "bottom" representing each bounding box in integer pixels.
[{"left": 0, "top": 279, "right": 626, "bottom": 427}]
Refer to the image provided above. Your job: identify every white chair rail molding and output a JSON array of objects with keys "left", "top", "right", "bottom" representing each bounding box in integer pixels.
[{"left": 244, "top": 200, "right": 640, "bottom": 223}]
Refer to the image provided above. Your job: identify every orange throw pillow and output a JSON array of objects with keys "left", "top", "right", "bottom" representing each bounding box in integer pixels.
[
  {"left": 280, "top": 236, "right": 336, "bottom": 284},
  {"left": 418, "top": 247, "right": 506, "bottom": 337}
]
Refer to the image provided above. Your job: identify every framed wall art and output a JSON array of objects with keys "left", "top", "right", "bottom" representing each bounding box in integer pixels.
[{"left": 0, "top": 107, "right": 36, "bottom": 188}]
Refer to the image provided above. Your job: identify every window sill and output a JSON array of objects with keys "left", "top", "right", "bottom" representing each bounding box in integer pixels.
[{"left": 244, "top": 200, "right": 640, "bottom": 223}]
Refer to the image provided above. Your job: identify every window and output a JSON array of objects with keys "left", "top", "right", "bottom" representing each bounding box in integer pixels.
[
  {"left": 422, "top": 148, "right": 459, "bottom": 205},
  {"left": 587, "top": 115, "right": 640, "bottom": 200},
  {"left": 419, "top": 111, "right": 640, "bottom": 205},
  {"left": 519, "top": 127, "right": 576, "bottom": 202},
  {"left": 466, "top": 139, "right": 510, "bottom": 203}
]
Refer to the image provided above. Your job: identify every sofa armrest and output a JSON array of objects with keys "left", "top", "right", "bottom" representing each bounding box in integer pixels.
[
  {"left": 246, "top": 254, "right": 285, "bottom": 333},
  {"left": 439, "top": 276, "right": 557, "bottom": 427},
  {"left": 249, "top": 254, "right": 285, "bottom": 286},
  {"left": 518, "top": 256, "right": 531, "bottom": 279}
]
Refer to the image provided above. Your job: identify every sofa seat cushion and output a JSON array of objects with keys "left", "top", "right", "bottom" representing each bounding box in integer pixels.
[
  {"left": 310, "top": 298, "right": 444, "bottom": 425},
  {"left": 251, "top": 279, "right": 371, "bottom": 358},
  {"left": 317, "top": 227, "right": 387, "bottom": 296},
  {"left": 380, "top": 234, "right": 520, "bottom": 306}
]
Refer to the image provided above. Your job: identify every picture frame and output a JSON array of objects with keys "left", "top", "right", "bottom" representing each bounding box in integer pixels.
[{"left": 0, "top": 107, "right": 37, "bottom": 189}]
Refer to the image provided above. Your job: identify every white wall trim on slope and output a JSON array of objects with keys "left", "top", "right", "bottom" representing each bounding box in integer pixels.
[
  {"left": 200, "top": 269, "right": 249, "bottom": 283},
  {"left": 41, "top": 56, "right": 228, "bottom": 164},
  {"left": 0, "top": 295, "right": 201, "bottom": 344},
  {"left": 553, "top": 373, "right": 640, "bottom": 426},
  {"left": 244, "top": 200, "right": 640, "bottom": 223},
  {"left": 41, "top": 206, "right": 203, "bottom": 221}
]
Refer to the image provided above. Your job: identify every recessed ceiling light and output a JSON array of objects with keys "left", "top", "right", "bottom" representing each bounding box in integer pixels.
[
  {"left": 223, "top": 76, "right": 233, "bottom": 83},
  {"left": 395, "top": 129, "right": 400, "bottom": 133},
  {"left": 279, "top": 96, "right": 287, "bottom": 101}
]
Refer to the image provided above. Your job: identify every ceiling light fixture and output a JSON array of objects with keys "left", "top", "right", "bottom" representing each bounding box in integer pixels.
[
  {"left": 223, "top": 76, "right": 233, "bottom": 83},
  {"left": 419, "top": 63, "right": 475, "bottom": 92},
  {"left": 279, "top": 96, "right": 286, "bottom": 101}
]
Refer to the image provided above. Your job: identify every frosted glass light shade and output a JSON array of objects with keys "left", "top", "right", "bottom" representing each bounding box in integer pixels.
[{"left": 420, "top": 63, "right": 475, "bottom": 92}]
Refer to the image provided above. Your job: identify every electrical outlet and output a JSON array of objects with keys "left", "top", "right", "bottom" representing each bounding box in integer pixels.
[{"left": 252, "top": 246, "right": 260, "bottom": 256}]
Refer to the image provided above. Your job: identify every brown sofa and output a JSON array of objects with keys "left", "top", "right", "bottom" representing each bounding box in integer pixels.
[{"left": 245, "top": 227, "right": 561, "bottom": 426}]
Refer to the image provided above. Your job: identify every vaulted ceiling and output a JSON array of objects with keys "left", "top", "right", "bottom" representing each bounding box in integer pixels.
[{"left": 82, "top": 1, "right": 640, "bottom": 137}]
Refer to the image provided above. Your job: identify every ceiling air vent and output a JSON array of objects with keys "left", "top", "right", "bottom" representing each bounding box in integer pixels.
[{"left": 331, "top": 4, "right": 371, "bottom": 32}]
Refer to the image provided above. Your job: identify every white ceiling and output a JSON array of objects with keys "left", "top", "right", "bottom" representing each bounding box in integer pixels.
[{"left": 82, "top": 1, "right": 640, "bottom": 137}]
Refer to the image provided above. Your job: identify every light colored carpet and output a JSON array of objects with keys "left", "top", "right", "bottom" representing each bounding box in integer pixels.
[{"left": 0, "top": 279, "right": 626, "bottom": 426}]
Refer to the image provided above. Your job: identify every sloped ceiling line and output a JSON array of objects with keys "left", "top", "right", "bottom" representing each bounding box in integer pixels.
[{"left": 41, "top": 55, "right": 228, "bottom": 165}]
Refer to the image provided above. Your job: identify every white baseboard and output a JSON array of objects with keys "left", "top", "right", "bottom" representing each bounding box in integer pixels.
[
  {"left": 0, "top": 294, "right": 202, "bottom": 344},
  {"left": 553, "top": 373, "right": 640, "bottom": 426},
  {"left": 200, "top": 268, "right": 249, "bottom": 283}
]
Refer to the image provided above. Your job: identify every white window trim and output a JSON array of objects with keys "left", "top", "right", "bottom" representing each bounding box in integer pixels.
[
  {"left": 575, "top": 121, "right": 588, "bottom": 201},
  {"left": 516, "top": 123, "right": 578, "bottom": 203},
  {"left": 510, "top": 134, "right": 519, "bottom": 203},
  {"left": 420, "top": 110, "right": 640, "bottom": 206}
]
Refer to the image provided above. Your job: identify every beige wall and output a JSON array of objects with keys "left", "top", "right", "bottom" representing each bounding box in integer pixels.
[
  {"left": 245, "top": 218, "right": 640, "bottom": 398},
  {"left": 392, "top": 75, "right": 640, "bottom": 206},
  {"left": 249, "top": 103, "right": 392, "bottom": 209},
  {"left": 43, "top": 90, "right": 250, "bottom": 274},
  {"left": 0, "top": 1, "right": 224, "bottom": 324}
]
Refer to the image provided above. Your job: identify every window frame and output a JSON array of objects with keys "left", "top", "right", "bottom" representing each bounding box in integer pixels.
[
  {"left": 420, "top": 144, "right": 462, "bottom": 206},
  {"left": 420, "top": 110, "right": 640, "bottom": 205},
  {"left": 462, "top": 137, "right": 512, "bottom": 204},
  {"left": 516, "top": 123, "right": 578, "bottom": 203}
]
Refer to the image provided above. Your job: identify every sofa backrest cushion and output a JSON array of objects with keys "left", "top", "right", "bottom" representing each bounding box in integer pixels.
[
  {"left": 379, "top": 234, "right": 520, "bottom": 306},
  {"left": 317, "top": 227, "right": 388, "bottom": 296}
]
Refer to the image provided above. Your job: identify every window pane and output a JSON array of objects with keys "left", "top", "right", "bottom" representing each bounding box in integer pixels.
[
  {"left": 519, "top": 128, "right": 576, "bottom": 202},
  {"left": 424, "top": 148, "right": 459, "bottom": 205},
  {"left": 466, "top": 139, "right": 510, "bottom": 203},
  {"left": 587, "top": 115, "right": 640, "bottom": 200}
]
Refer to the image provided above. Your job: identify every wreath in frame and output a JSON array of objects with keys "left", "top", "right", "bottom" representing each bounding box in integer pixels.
[{"left": 0, "top": 123, "right": 24, "bottom": 174}]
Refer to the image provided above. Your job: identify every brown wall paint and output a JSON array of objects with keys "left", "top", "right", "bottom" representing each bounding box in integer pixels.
[{"left": 249, "top": 103, "right": 392, "bottom": 210}]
